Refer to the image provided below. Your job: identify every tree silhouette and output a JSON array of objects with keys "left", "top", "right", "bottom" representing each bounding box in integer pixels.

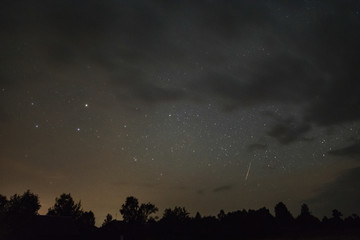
[
  {"left": 162, "top": 206, "right": 190, "bottom": 223},
  {"left": 47, "top": 193, "right": 82, "bottom": 219},
  {"left": 0, "top": 190, "right": 40, "bottom": 239},
  {"left": 275, "top": 202, "right": 294, "bottom": 227},
  {"left": 102, "top": 213, "right": 113, "bottom": 227},
  {"left": 217, "top": 209, "right": 225, "bottom": 220},
  {"left": 0, "top": 194, "right": 6, "bottom": 238},
  {"left": 0, "top": 194, "right": 7, "bottom": 218},
  {"left": 120, "top": 196, "right": 158, "bottom": 224},
  {"left": 2, "top": 190, "right": 360, "bottom": 240},
  {"left": 301, "top": 204, "right": 310, "bottom": 216},
  {"left": 7, "top": 190, "right": 40, "bottom": 218},
  {"left": 344, "top": 214, "right": 360, "bottom": 228},
  {"left": 77, "top": 210, "right": 95, "bottom": 227},
  {"left": 194, "top": 211, "right": 202, "bottom": 220},
  {"left": 332, "top": 209, "right": 343, "bottom": 220},
  {"left": 120, "top": 196, "right": 139, "bottom": 223},
  {"left": 296, "top": 204, "right": 320, "bottom": 228}
]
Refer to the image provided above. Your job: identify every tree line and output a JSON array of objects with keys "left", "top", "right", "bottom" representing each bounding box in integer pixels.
[{"left": 1, "top": 190, "right": 360, "bottom": 240}]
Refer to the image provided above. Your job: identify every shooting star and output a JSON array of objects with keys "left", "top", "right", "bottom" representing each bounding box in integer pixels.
[{"left": 245, "top": 160, "right": 252, "bottom": 181}]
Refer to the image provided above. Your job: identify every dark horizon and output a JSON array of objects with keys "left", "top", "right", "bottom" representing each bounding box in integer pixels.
[
  {"left": 1, "top": 0, "right": 360, "bottom": 225},
  {"left": 4, "top": 190, "right": 360, "bottom": 224},
  {"left": 1, "top": 190, "right": 360, "bottom": 239}
]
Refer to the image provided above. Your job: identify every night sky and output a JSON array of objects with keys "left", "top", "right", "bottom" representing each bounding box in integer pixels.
[{"left": 1, "top": 0, "right": 360, "bottom": 224}]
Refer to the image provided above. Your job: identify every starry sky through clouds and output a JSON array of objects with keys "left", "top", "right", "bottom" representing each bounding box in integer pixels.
[{"left": 1, "top": 0, "right": 360, "bottom": 223}]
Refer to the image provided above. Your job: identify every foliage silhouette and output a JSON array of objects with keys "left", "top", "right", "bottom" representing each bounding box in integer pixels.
[
  {"left": 47, "top": 193, "right": 96, "bottom": 231},
  {"left": 77, "top": 210, "right": 95, "bottom": 227},
  {"left": 194, "top": 211, "right": 201, "bottom": 220},
  {"left": 1, "top": 191, "right": 360, "bottom": 240},
  {"left": 296, "top": 204, "right": 320, "bottom": 229},
  {"left": 332, "top": 209, "right": 343, "bottom": 220},
  {"left": 7, "top": 190, "right": 40, "bottom": 218},
  {"left": 0, "top": 190, "right": 40, "bottom": 239},
  {"left": 102, "top": 213, "right": 113, "bottom": 227},
  {"left": 0, "top": 194, "right": 8, "bottom": 216},
  {"left": 217, "top": 209, "right": 225, "bottom": 220},
  {"left": 47, "top": 193, "right": 82, "bottom": 219},
  {"left": 162, "top": 206, "right": 190, "bottom": 223},
  {"left": 275, "top": 201, "right": 294, "bottom": 226},
  {"left": 301, "top": 203, "right": 311, "bottom": 216},
  {"left": 120, "top": 196, "right": 158, "bottom": 224}
]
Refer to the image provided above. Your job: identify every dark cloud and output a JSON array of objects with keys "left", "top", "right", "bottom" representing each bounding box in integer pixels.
[
  {"left": 1, "top": 0, "right": 359, "bottom": 130},
  {"left": 309, "top": 167, "right": 360, "bottom": 216},
  {"left": 213, "top": 184, "right": 234, "bottom": 193},
  {"left": 0, "top": 0, "right": 186, "bottom": 103},
  {"left": 201, "top": 53, "right": 321, "bottom": 107},
  {"left": 248, "top": 143, "right": 268, "bottom": 152},
  {"left": 328, "top": 142, "right": 360, "bottom": 160},
  {"left": 195, "top": 1, "right": 360, "bottom": 142},
  {"left": 195, "top": 1, "right": 360, "bottom": 131},
  {"left": 267, "top": 118, "right": 312, "bottom": 145}
]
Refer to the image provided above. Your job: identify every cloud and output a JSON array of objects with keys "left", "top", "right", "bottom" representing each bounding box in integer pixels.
[
  {"left": 200, "top": 53, "right": 321, "bottom": 107},
  {"left": 267, "top": 118, "right": 312, "bottom": 145},
  {"left": 193, "top": 1, "right": 360, "bottom": 131},
  {"left": 213, "top": 184, "right": 234, "bottom": 193},
  {"left": 1, "top": 0, "right": 360, "bottom": 124},
  {"left": 0, "top": 0, "right": 186, "bottom": 103},
  {"left": 328, "top": 142, "right": 360, "bottom": 160}
]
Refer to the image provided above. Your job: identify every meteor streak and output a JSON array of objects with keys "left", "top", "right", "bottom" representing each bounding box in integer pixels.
[{"left": 245, "top": 160, "right": 252, "bottom": 181}]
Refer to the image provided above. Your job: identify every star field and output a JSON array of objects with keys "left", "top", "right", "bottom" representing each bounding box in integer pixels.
[{"left": 1, "top": 0, "right": 360, "bottom": 224}]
